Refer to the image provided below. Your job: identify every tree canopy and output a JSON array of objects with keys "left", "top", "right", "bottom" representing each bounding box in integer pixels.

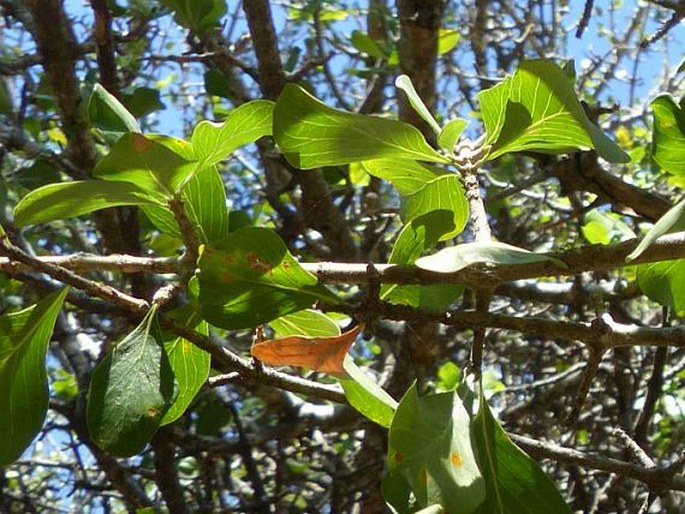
[{"left": 1, "top": 0, "right": 685, "bottom": 512}]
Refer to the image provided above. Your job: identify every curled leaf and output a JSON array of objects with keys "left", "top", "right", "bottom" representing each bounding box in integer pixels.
[{"left": 251, "top": 324, "right": 363, "bottom": 377}]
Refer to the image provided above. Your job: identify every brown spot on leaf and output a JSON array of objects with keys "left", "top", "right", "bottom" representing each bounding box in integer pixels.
[
  {"left": 451, "top": 451, "right": 462, "bottom": 467},
  {"left": 393, "top": 451, "right": 404, "bottom": 463},
  {"left": 132, "top": 133, "right": 153, "bottom": 152},
  {"left": 246, "top": 252, "right": 273, "bottom": 273},
  {"left": 145, "top": 406, "right": 159, "bottom": 417},
  {"left": 419, "top": 467, "right": 428, "bottom": 487}
]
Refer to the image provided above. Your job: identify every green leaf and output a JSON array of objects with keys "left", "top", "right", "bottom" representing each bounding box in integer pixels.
[
  {"left": 416, "top": 241, "right": 567, "bottom": 273},
  {"left": 341, "top": 355, "right": 398, "bottom": 428},
  {"left": 270, "top": 310, "right": 341, "bottom": 338},
  {"left": 273, "top": 84, "right": 449, "bottom": 169},
  {"left": 0, "top": 288, "right": 68, "bottom": 466},
  {"left": 395, "top": 75, "right": 441, "bottom": 135},
  {"left": 88, "top": 83, "right": 141, "bottom": 134},
  {"left": 120, "top": 87, "right": 166, "bottom": 118},
  {"left": 627, "top": 200, "right": 685, "bottom": 262},
  {"left": 581, "top": 209, "right": 634, "bottom": 246},
  {"left": 13, "top": 180, "right": 160, "bottom": 227},
  {"left": 473, "top": 395, "right": 572, "bottom": 514},
  {"left": 479, "top": 60, "right": 629, "bottom": 163},
  {"left": 191, "top": 100, "right": 274, "bottom": 168},
  {"left": 94, "top": 133, "right": 197, "bottom": 198},
  {"left": 160, "top": 0, "right": 226, "bottom": 33},
  {"left": 401, "top": 174, "right": 469, "bottom": 240},
  {"left": 382, "top": 211, "right": 464, "bottom": 312},
  {"left": 438, "top": 118, "right": 469, "bottom": 152},
  {"left": 362, "top": 158, "right": 447, "bottom": 196},
  {"left": 650, "top": 94, "right": 685, "bottom": 175},
  {"left": 160, "top": 309, "right": 210, "bottom": 426},
  {"left": 350, "top": 30, "right": 386, "bottom": 59},
  {"left": 382, "top": 471, "right": 415, "bottom": 514},
  {"left": 437, "top": 362, "right": 461, "bottom": 392},
  {"left": 388, "top": 384, "right": 486, "bottom": 513},
  {"left": 204, "top": 69, "right": 234, "bottom": 99},
  {"left": 438, "top": 28, "right": 460, "bottom": 55},
  {"left": 87, "top": 306, "right": 178, "bottom": 457},
  {"left": 636, "top": 260, "right": 685, "bottom": 317},
  {"left": 197, "top": 227, "right": 339, "bottom": 329}
]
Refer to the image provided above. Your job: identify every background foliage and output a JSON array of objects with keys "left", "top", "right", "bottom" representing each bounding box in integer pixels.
[{"left": 1, "top": 0, "right": 685, "bottom": 512}]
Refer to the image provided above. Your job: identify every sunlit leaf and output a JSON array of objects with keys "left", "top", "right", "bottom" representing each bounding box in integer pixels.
[
  {"left": 160, "top": 308, "right": 210, "bottom": 426},
  {"left": 401, "top": 174, "right": 469, "bottom": 240},
  {"left": 362, "top": 158, "right": 447, "bottom": 195},
  {"left": 650, "top": 94, "right": 685, "bottom": 175},
  {"left": 143, "top": 165, "right": 229, "bottom": 244},
  {"left": 627, "top": 200, "right": 685, "bottom": 262},
  {"left": 581, "top": 209, "right": 634, "bottom": 246},
  {"left": 270, "top": 310, "right": 341, "bottom": 338},
  {"left": 382, "top": 211, "right": 464, "bottom": 312},
  {"left": 396, "top": 75, "right": 441, "bottom": 135},
  {"left": 438, "top": 29, "right": 460, "bottom": 55},
  {"left": 439, "top": 118, "right": 469, "bottom": 152},
  {"left": 341, "top": 355, "right": 398, "bottom": 428},
  {"left": 251, "top": 324, "right": 362, "bottom": 376},
  {"left": 388, "top": 384, "right": 486, "bottom": 513},
  {"left": 191, "top": 100, "right": 274, "bottom": 168},
  {"left": 273, "top": 84, "right": 449, "bottom": 168},
  {"left": 87, "top": 306, "right": 177, "bottom": 457},
  {"left": 636, "top": 260, "right": 685, "bottom": 317},
  {"left": 197, "top": 227, "right": 339, "bottom": 329},
  {"left": 479, "top": 60, "right": 629, "bottom": 163},
  {"left": 416, "top": 241, "right": 566, "bottom": 273},
  {"left": 13, "top": 180, "right": 160, "bottom": 227},
  {"left": 0, "top": 288, "right": 68, "bottom": 466},
  {"left": 94, "top": 133, "right": 197, "bottom": 198}
]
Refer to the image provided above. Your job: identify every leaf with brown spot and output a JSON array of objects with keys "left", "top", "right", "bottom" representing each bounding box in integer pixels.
[{"left": 251, "top": 324, "right": 363, "bottom": 376}]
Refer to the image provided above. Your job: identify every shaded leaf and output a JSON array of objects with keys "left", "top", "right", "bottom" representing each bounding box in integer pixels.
[
  {"left": 0, "top": 288, "right": 68, "bottom": 466},
  {"left": 251, "top": 324, "right": 362, "bottom": 376},
  {"left": 13, "top": 180, "right": 160, "bottom": 227},
  {"left": 650, "top": 94, "right": 685, "bottom": 175},
  {"left": 627, "top": 200, "right": 685, "bottom": 262},
  {"left": 416, "top": 242, "right": 566, "bottom": 273},
  {"left": 121, "top": 87, "right": 166, "bottom": 118},
  {"left": 87, "top": 306, "right": 177, "bottom": 457},
  {"left": 191, "top": 100, "right": 274, "bottom": 168},
  {"left": 273, "top": 84, "right": 449, "bottom": 169},
  {"left": 351, "top": 30, "right": 385, "bottom": 59},
  {"left": 88, "top": 83, "right": 140, "bottom": 134},
  {"left": 473, "top": 396, "right": 572, "bottom": 514},
  {"left": 396, "top": 75, "right": 441, "bottom": 135},
  {"left": 160, "top": 0, "right": 226, "bottom": 33},
  {"left": 197, "top": 227, "right": 339, "bottom": 329},
  {"left": 479, "top": 60, "right": 629, "bottom": 163},
  {"left": 388, "top": 384, "right": 486, "bottom": 513}
]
